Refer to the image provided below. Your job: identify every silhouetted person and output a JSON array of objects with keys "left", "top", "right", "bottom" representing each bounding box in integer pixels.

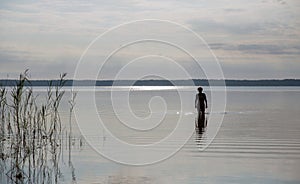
[{"left": 195, "top": 87, "right": 207, "bottom": 129}]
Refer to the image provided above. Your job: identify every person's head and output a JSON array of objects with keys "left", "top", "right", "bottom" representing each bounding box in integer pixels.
[{"left": 197, "top": 87, "right": 203, "bottom": 92}]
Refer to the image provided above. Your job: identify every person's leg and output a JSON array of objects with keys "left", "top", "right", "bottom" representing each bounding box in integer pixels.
[
  {"left": 197, "top": 110, "right": 201, "bottom": 128},
  {"left": 201, "top": 110, "right": 205, "bottom": 119},
  {"left": 201, "top": 110, "right": 206, "bottom": 128}
]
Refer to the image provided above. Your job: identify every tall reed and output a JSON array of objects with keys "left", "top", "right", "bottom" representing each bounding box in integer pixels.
[{"left": 0, "top": 71, "right": 68, "bottom": 184}]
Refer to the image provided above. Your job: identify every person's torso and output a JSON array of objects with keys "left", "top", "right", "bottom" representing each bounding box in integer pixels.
[{"left": 198, "top": 93, "right": 205, "bottom": 103}]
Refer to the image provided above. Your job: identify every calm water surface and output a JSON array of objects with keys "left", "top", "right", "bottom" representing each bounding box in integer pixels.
[{"left": 2, "top": 86, "right": 300, "bottom": 183}]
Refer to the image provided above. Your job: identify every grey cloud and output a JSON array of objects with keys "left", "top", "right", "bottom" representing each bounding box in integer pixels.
[
  {"left": 209, "top": 43, "right": 300, "bottom": 55},
  {"left": 221, "top": 59, "right": 300, "bottom": 79},
  {"left": 276, "top": 0, "right": 287, "bottom": 5},
  {"left": 188, "top": 12, "right": 294, "bottom": 36},
  {"left": 237, "top": 44, "right": 298, "bottom": 55},
  {"left": 209, "top": 43, "right": 227, "bottom": 50},
  {"left": 188, "top": 19, "right": 267, "bottom": 35},
  {"left": 0, "top": 48, "right": 34, "bottom": 63},
  {"left": 0, "top": 48, "right": 76, "bottom": 79},
  {"left": 261, "top": 0, "right": 287, "bottom": 5},
  {"left": 223, "top": 8, "right": 245, "bottom": 13},
  {"left": 1, "top": 0, "right": 299, "bottom": 80},
  {"left": 34, "top": 0, "right": 147, "bottom": 14}
]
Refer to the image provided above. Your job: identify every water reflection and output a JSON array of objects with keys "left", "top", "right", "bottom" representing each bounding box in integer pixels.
[
  {"left": 0, "top": 133, "right": 85, "bottom": 184},
  {"left": 195, "top": 113, "right": 207, "bottom": 149},
  {"left": 196, "top": 112, "right": 207, "bottom": 132}
]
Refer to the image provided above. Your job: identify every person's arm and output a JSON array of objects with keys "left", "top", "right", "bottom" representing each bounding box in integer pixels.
[
  {"left": 204, "top": 93, "right": 208, "bottom": 108},
  {"left": 195, "top": 94, "right": 198, "bottom": 108}
]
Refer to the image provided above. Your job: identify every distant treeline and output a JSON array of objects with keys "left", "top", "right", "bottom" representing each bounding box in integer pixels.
[{"left": 1, "top": 79, "right": 300, "bottom": 86}]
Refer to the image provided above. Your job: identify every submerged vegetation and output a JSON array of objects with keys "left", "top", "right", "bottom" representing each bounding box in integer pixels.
[{"left": 0, "top": 70, "right": 78, "bottom": 183}]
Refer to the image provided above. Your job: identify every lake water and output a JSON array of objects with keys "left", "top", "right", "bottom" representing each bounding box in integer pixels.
[{"left": 1, "top": 86, "right": 300, "bottom": 183}]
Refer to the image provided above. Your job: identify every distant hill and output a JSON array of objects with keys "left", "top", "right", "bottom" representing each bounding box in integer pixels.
[{"left": 1, "top": 79, "right": 300, "bottom": 86}]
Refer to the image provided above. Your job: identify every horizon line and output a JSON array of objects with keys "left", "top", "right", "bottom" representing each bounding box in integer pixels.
[{"left": 1, "top": 78, "right": 300, "bottom": 81}]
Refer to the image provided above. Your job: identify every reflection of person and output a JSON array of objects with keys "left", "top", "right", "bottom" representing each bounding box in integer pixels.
[
  {"left": 195, "top": 87, "right": 207, "bottom": 115},
  {"left": 196, "top": 111, "right": 207, "bottom": 130}
]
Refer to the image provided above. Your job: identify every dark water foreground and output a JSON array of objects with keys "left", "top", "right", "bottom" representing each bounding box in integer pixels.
[{"left": 1, "top": 86, "right": 300, "bottom": 184}]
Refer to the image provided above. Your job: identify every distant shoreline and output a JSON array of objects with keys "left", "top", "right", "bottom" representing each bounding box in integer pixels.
[{"left": 1, "top": 79, "right": 300, "bottom": 86}]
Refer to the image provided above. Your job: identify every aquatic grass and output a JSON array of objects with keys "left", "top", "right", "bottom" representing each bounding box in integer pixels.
[
  {"left": 68, "top": 89, "right": 77, "bottom": 183},
  {"left": 0, "top": 87, "right": 7, "bottom": 140},
  {"left": 0, "top": 71, "right": 70, "bottom": 183}
]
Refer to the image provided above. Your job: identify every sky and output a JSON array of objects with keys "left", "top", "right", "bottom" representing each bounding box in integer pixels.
[{"left": 0, "top": 0, "right": 300, "bottom": 80}]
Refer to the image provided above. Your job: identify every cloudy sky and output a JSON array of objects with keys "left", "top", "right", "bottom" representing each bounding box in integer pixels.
[{"left": 0, "top": 0, "right": 300, "bottom": 79}]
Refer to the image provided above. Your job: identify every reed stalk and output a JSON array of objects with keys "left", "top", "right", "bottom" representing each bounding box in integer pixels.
[{"left": 0, "top": 71, "right": 69, "bottom": 183}]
